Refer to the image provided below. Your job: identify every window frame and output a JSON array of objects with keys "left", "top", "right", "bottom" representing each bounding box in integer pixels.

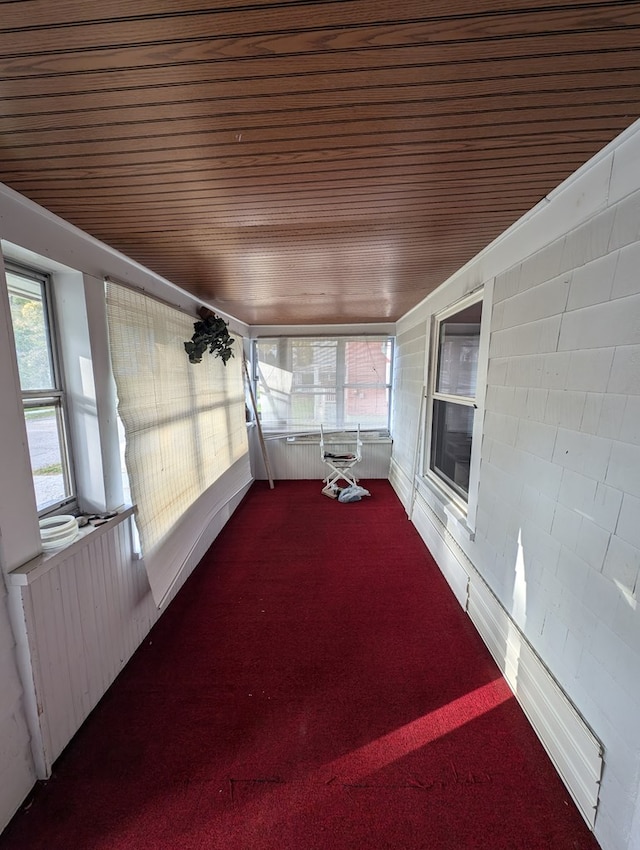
[
  {"left": 5, "top": 261, "right": 77, "bottom": 516},
  {"left": 253, "top": 335, "right": 394, "bottom": 434},
  {"left": 423, "top": 288, "right": 489, "bottom": 529}
]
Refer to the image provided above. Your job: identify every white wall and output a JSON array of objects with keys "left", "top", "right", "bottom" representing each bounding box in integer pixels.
[
  {"left": 0, "top": 251, "right": 42, "bottom": 829},
  {"left": 251, "top": 432, "right": 392, "bottom": 481},
  {"left": 0, "top": 187, "right": 251, "bottom": 832},
  {"left": 392, "top": 119, "right": 640, "bottom": 850},
  {"left": 0, "top": 587, "right": 35, "bottom": 833}
]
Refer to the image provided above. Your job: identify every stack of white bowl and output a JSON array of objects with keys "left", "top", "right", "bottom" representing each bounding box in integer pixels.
[{"left": 39, "top": 515, "right": 79, "bottom": 550}]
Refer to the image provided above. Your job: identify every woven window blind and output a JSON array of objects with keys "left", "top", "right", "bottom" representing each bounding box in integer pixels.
[{"left": 106, "top": 283, "right": 250, "bottom": 604}]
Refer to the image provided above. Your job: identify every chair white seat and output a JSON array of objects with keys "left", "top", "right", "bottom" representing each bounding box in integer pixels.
[{"left": 320, "top": 424, "right": 362, "bottom": 489}]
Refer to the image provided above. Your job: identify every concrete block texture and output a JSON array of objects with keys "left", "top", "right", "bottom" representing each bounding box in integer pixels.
[
  {"left": 552, "top": 427, "right": 612, "bottom": 481},
  {"left": 501, "top": 273, "right": 570, "bottom": 328},
  {"left": 558, "top": 293, "right": 640, "bottom": 351},
  {"left": 616, "top": 493, "right": 640, "bottom": 550},
  {"left": 567, "top": 349, "right": 615, "bottom": 393},
  {"left": 608, "top": 345, "right": 640, "bottom": 395},
  {"left": 602, "top": 535, "right": 640, "bottom": 602},
  {"left": 566, "top": 253, "right": 617, "bottom": 311},
  {"left": 606, "top": 441, "right": 640, "bottom": 499}
]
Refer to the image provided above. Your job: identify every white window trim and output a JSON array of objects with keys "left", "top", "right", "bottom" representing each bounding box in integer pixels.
[
  {"left": 5, "top": 261, "right": 78, "bottom": 517},
  {"left": 2, "top": 244, "right": 126, "bottom": 527},
  {"left": 422, "top": 280, "right": 493, "bottom": 536}
]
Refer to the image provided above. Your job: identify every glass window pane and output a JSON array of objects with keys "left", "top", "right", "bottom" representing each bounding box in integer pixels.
[
  {"left": 436, "top": 301, "right": 482, "bottom": 397},
  {"left": 345, "top": 338, "right": 392, "bottom": 385},
  {"left": 6, "top": 272, "right": 55, "bottom": 391},
  {"left": 24, "top": 405, "right": 71, "bottom": 511},
  {"left": 291, "top": 339, "right": 337, "bottom": 388},
  {"left": 256, "top": 336, "right": 391, "bottom": 431},
  {"left": 430, "top": 399, "right": 474, "bottom": 496},
  {"left": 343, "top": 386, "right": 390, "bottom": 429}
]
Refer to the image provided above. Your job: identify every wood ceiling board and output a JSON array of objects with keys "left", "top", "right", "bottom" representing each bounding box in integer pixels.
[{"left": 1, "top": 1, "right": 639, "bottom": 324}]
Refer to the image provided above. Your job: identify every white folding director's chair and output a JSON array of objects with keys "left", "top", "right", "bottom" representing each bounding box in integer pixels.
[{"left": 320, "top": 424, "right": 363, "bottom": 489}]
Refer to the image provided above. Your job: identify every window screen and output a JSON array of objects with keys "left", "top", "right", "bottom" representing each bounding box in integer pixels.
[{"left": 255, "top": 336, "right": 393, "bottom": 432}]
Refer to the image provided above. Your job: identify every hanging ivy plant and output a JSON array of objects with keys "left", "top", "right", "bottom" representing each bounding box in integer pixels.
[{"left": 184, "top": 307, "right": 235, "bottom": 365}]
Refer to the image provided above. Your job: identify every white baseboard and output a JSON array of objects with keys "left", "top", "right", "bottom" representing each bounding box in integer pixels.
[
  {"left": 411, "top": 491, "right": 470, "bottom": 607},
  {"left": 408, "top": 488, "right": 603, "bottom": 830},
  {"left": 388, "top": 456, "right": 414, "bottom": 514},
  {"left": 467, "top": 579, "right": 603, "bottom": 829}
]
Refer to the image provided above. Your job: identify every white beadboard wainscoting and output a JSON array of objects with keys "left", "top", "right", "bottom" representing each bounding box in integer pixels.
[
  {"left": 251, "top": 430, "right": 392, "bottom": 481},
  {"left": 405, "top": 485, "right": 604, "bottom": 830},
  {"left": 6, "top": 478, "right": 253, "bottom": 782},
  {"left": 7, "top": 510, "right": 156, "bottom": 778}
]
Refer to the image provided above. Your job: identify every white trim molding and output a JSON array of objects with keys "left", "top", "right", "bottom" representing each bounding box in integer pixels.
[
  {"left": 467, "top": 578, "right": 603, "bottom": 829},
  {"left": 400, "top": 484, "right": 604, "bottom": 830}
]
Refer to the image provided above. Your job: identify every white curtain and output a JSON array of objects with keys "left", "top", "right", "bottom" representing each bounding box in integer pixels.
[{"left": 106, "top": 283, "right": 250, "bottom": 604}]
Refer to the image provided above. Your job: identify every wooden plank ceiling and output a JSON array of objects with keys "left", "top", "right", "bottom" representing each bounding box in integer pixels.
[{"left": 1, "top": 1, "right": 639, "bottom": 325}]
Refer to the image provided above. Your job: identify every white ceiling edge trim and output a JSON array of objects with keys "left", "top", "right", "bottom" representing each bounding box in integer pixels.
[{"left": 0, "top": 183, "right": 249, "bottom": 338}]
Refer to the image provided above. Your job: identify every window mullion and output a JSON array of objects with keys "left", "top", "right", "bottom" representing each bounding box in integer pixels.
[
  {"left": 335, "top": 339, "right": 346, "bottom": 428},
  {"left": 432, "top": 391, "right": 476, "bottom": 408},
  {"left": 344, "top": 382, "right": 392, "bottom": 389},
  {"left": 56, "top": 404, "right": 74, "bottom": 497},
  {"left": 22, "top": 390, "right": 63, "bottom": 401}
]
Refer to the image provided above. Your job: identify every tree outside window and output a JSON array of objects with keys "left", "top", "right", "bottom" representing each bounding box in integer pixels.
[{"left": 5, "top": 264, "right": 75, "bottom": 513}]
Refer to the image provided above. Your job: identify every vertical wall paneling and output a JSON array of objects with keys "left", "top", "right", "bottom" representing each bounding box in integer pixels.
[
  {"left": 7, "top": 512, "right": 157, "bottom": 777},
  {"left": 6, "top": 477, "right": 254, "bottom": 783},
  {"left": 5, "top": 582, "right": 49, "bottom": 781},
  {"left": 0, "top": 588, "right": 38, "bottom": 829},
  {"left": 252, "top": 433, "right": 392, "bottom": 481}
]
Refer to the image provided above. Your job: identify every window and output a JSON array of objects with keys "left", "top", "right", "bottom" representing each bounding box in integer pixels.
[
  {"left": 426, "top": 295, "right": 483, "bottom": 506},
  {"left": 255, "top": 336, "right": 393, "bottom": 432},
  {"left": 6, "top": 263, "right": 75, "bottom": 514}
]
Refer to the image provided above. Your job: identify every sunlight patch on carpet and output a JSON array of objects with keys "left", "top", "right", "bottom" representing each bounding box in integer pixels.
[{"left": 318, "top": 679, "right": 512, "bottom": 785}]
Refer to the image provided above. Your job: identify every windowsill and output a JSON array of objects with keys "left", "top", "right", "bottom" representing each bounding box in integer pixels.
[
  {"left": 8, "top": 506, "right": 135, "bottom": 587},
  {"left": 264, "top": 430, "right": 392, "bottom": 444},
  {"left": 414, "top": 474, "right": 475, "bottom": 542},
  {"left": 286, "top": 437, "right": 392, "bottom": 445}
]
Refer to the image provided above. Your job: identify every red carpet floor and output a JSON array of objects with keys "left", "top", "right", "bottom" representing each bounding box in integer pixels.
[{"left": 1, "top": 480, "right": 601, "bottom": 849}]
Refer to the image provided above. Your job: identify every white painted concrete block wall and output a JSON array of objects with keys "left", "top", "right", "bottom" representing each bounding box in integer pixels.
[
  {"left": 388, "top": 322, "right": 426, "bottom": 504},
  {"left": 393, "top": 120, "right": 640, "bottom": 850},
  {"left": 487, "top": 205, "right": 640, "bottom": 850}
]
